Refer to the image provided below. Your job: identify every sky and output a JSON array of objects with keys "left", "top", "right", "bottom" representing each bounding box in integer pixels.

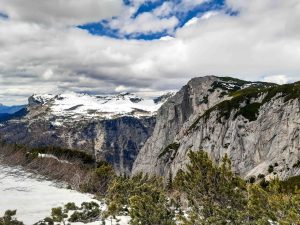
[{"left": 0, "top": 0, "right": 300, "bottom": 105}]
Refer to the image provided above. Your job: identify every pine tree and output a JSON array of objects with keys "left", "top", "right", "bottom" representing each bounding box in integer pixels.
[
  {"left": 106, "top": 173, "right": 175, "bottom": 225},
  {"left": 129, "top": 182, "right": 175, "bottom": 225},
  {"left": 166, "top": 170, "right": 173, "bottom": 191},
  {"left": 174, "top": 150, "right": 247, "bottom": 224},
  {"left": 51, "top": 207, "right": 67, "bottom": 225},
  {"left": 245, "top": 178, "right": 300, "bottom": 224},
  {"left": 0, "top": 210, "right": 24, "bottom": 225},
  {"left": 80, "top": 161, "right": 115, "bottom": 195},
  {"left": 246, "top": 184, "right": 271, "bottom": 224}
]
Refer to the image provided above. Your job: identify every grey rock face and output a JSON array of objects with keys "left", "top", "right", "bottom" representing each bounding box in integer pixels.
[
  {"left": 132, "top": 76, "right": 300, "bottom": 180},
  {"left": 0, "top": 116, "right": 155, "bottom": 174},
  {"left": 0, "top": 92, "right": 162, "bottom": 175},
  {"left": 132, "top": 76, "right": 226, "bottom": 175},
  {"left": 96, "top": 117, "right": 156, "bottom": 174}
]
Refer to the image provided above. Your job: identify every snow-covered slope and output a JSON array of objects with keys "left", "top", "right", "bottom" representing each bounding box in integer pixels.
[
  {"left": 29, "top": 92, "right": 174, "bottom": 121},
  {"left": 0, "top": 91, "right": 175, "bottom": 174},
  {"left": 0, "top": 164, "right": 130, "bottom": 225}
]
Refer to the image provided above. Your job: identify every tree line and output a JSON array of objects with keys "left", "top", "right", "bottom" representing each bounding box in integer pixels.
[{"left": 1, "top": 149, "right": 300, "bottom": 224}]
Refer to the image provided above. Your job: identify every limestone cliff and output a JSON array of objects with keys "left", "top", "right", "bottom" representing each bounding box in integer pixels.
[
  {"left": 0, "top": 92, "right": 171, "bottom": 174},
  {"left": 132, "top": 76, "right": 300, "bottom": 180}
]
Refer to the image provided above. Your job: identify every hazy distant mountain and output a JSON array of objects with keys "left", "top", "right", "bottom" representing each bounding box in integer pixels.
[{"left": 0, "top": 104, "right": 25, "bottom": 114}]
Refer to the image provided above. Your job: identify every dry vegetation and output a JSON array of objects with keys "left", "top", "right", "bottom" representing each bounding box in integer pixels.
[{"left": 0, "top": 141, "right": 114, "bottom": 194}]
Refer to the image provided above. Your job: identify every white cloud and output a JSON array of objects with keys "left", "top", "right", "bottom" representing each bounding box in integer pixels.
[
  {"left": 263, "top": 75, "right": 290, "bottom": 85},
  {"left": 184, "top": 11, "right": 219, "bottom": 27},
  {"left": 153, "top": 2, "right": 174, "bottom": 17},
  {"left": 159, "top": 36, "right": 175, "bottom": 41},
  {"left": 0, "top": 0, "right": 300, "bottom": 105},
  {"left": 110, "top": 12, "right": 179, "bottom": 34},
  {"left": 42, "top": 69, "right": 54, "bottom": 80},
  {"left": 0, "top": 0, "right": 124, "bottom": 26},
  {"left": 178, "top": 0, "right": 207, "bottom": 11},
  {"left": 115, "top": 85, "right": 130, "bottom": 92},
  {"left": 200, "top": 11, "right": 219, "bottom": 20},
  {"left": 184, "top": 17, "right": 199, "bottom": 27}
]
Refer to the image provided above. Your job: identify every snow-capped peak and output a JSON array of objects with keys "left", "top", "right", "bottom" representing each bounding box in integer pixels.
[
  {"left": 29, "top": 94, "right": 55, "bottom": 106},
  {"left": 28, "top": 92, "right": 174, "bottom": 121}
]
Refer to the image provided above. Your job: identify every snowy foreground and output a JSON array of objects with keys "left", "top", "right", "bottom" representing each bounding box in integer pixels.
[{"left": 0, "top": 164, "right": 130, "bottom": 225}]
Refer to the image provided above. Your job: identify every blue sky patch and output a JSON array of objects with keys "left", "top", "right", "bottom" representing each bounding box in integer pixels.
[
  {"left": 79, "top": 0, "right": 234, "bottom": 40},
  {"left": 132, "top": 0, "right": 168, "bottom": 18},
  {"left": 0, "top": 12, "right": 8, "bottom": 20}
]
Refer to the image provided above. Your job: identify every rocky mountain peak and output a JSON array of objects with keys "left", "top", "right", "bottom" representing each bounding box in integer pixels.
[
  {"left": 28, "top": 94, "right": 54, "bottom": 106},
  {"left": 26, "top": 91, "right": 174, "bottom": 123},
  {"left": 153, "top": 91, "right": 176, "bottom": 104},
  {"left": 2, "top": 76, "right": 299, "bottom": 178},
  {"left": 132, "top": 76, "right": 300, "bottom": 181}
]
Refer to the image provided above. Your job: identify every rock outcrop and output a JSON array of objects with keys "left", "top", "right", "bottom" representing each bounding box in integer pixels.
[
  {"left": 0, "top": 92, "right": 171, "bottom": 174},
  {"left": 132, "top": 76, "right": 300, "bottom": 180}
]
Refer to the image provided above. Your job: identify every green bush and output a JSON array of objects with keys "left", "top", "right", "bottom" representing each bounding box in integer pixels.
[
  {"left": 0, "top": 210, "right": 24, "bottom": 225},
  {"left": 51, "top": 207, "right": 67, "bottom": 224},
  {"left": 268, "top": 165, "right": 274, "bottom": 173},
  {"left": 259, "top": 178, "right": 270, "bottom": 189},
  {"left": 80, "top": 162, "right": 115, "bottom": 195},
  {"left": 187, "top": 81, "right": 300, "bottom": 131},
  {"left": 293, "top": 160, "right": 300, "bottom": 168},
  {"left": 280, "top": 175, "right": 300, "bottom": 193},
  {"left": 236, "top": 102, "right": 261, "bottom": 121},
  {"left": 174, "top": 151, "right": 247, "bottom": 224},
  {"left": 158, "top": 142, "right": 180, "bottom": 159},
  {"left": 64, "top": 202, "right": 78, "bottom": 211},
  {"left": 106, "top": 174, "right": 175, "bottom": 225},
  {"left": 173, "top": 150, "right": 300, "bottom": 224},
  {"left": 248, "top": 176, "right": 256, "bottom": 184},
  {"left": 35, "top": 217, "right": 54, "bottom": 225},
  {"left": 68, "top": 202, "right": 100, "bottom": 222}
]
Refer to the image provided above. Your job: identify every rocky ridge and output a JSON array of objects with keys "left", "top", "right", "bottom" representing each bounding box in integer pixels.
[
  {"left": 132, "top": 76, "right": 300, "bottom": 180},
  {"left": 0, "top": 92, "right": 174, "bottom": 174}
]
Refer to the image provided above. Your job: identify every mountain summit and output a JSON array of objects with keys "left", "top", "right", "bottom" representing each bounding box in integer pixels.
[
  {"left": 28, "top": 92, "right": 173, "bottom": 122},
  {"left": 0, "top": 91, "right": 174, "bottom": 174},
  {"left": 132, "top": 76, "right": 300, "bottom": 180},
  {"left": 1, "top": 76, "right": 300, "bottom": 179}
]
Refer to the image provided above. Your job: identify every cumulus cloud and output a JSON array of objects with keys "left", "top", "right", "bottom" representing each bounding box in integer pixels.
[
  {"left": 263, "top": 75, "right": 290, "bottom": 85},
  {"left": 184, "top": 11, "right": 219, "bottom": 27},
  {"left": 0, "top": 0, "right": 124, "bottom": 26},
  {"left": 153, "top": 2, "right": 174, "bottom": 17},
  {"left": 0, "top": 0, "right": 300, "bottom": 105},
  {"left": 109, "top": 12, "right": 179, "bottom": 34},
  {"left": 178, "top": 0, "right": 207, "bottom": 11}
]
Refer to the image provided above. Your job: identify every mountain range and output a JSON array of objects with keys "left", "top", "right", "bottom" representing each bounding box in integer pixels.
[
  {"left": 0, "top": 104, "right": 26, "bottom": 123},
  {"left": 133, "top": 76, "right": 300, "bottom": 180},
  {"left": 0, "top": 91, "right": 174, "bottom": 174},
  {"left": 0, "top": 76, "right": 299, "bottom": 180},
  {"left": 0, "top": 104, "right": 25, "bottom": 114}
]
